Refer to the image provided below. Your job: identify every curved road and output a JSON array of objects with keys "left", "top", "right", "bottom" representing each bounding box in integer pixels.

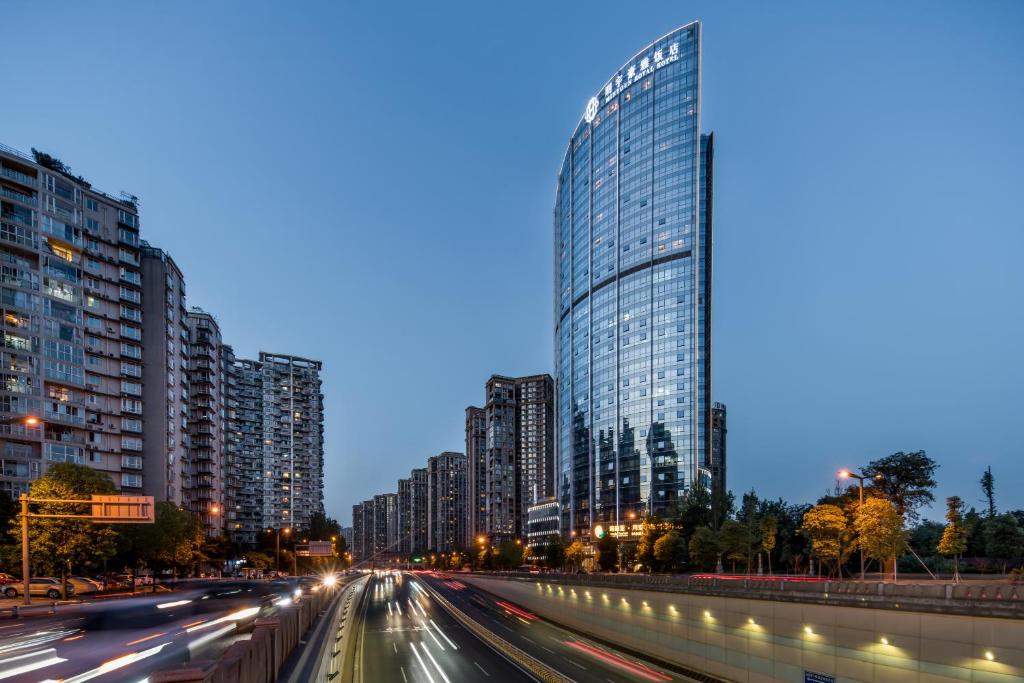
[{"left": 356, "top": 572, "right": 536, "bottom": 682}]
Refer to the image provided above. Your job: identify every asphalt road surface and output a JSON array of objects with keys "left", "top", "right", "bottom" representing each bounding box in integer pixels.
[
  {"left": 418, "top": 572, "right": 683, "bottom": 683},
  {"left": 0, "top": 579, "right": 304, "bottom": 682},
  {"left": 356, "top": 572, "right": 537, "bottom": 682}
]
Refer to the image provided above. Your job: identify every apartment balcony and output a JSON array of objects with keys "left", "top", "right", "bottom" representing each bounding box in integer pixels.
[
  {"left": 0, "top": 184, "right": 37, "bottom": 207},
  {"left": 0, "top": 165, "right": 37, "bottom": 189}
]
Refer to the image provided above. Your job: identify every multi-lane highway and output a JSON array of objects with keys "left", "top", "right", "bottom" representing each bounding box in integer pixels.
[
  {"left": 357, "top": 571, "right": 683, "bottom": 683},
  {"left": 0, "top": 580, "right": 305, "bottom": 682},
  {"left": 355, "top": 571, "right": 535, "bottom": 682}
]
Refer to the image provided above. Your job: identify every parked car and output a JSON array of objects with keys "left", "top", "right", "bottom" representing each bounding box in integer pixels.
[
  {"left": 3, "top": 578, "right": 75, "bottom": 599},
  {"left": 68, "top": 576, "right": 103, "bottom": 594},
  {"left": 114, "top": 573, "right": 153, "bottom": 587}
]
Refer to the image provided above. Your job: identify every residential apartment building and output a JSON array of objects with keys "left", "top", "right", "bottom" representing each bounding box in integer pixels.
[
  {"left": 464, "top": 406, "right": 486, "bottom": 548},
  {"left": 140, "top": 243, "right": 189, "bottom": 505},
  {"left": 710, "top": 402, "right": 727, "bottom": 499},
  {"left": 186, "top": 308, "right": 224, "bottom": 537},
  {"left": 261, "top": 353, "right": 324, "bottom": 532},
  {"left": 225, "top": 354, "right": 264, "bottom": 545},
  {"left": 410, "top": 466, "right": 428, "bottom": 554},
  {"left": 426, "top": 451, "right": 466, "bottom": 552},
  {"left": 467, "top": 374, "right": 554, "bottom": 544},
  {"left": 0, "top": 144, "right": 143, "bottom": 497},
  {"left": 373, "top": 492, "right": 399, "bottom": 557},
  {"left": 351, "top": 499, "right": 374, "bottom": 563},
  {"left": 397, "top": 477, "right": 412, "bottom": 555}
]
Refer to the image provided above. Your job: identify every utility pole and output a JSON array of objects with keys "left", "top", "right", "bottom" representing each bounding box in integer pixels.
[{"left": 20, "top": 494, "right": 29, "bottom": 606}]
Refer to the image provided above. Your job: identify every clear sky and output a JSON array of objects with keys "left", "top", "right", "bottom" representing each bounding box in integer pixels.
[{"left": 5, "top": 1, "right": 1022, "bottom": 524}]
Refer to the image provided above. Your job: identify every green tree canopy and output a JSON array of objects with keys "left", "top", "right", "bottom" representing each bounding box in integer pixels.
[
  {"left": 718, "top": 520, "right": 751, "bottom": 573},
  {"left": 980, "top": 467, "right": 996, "bottom": 518},
  {"left": 863, "top": 450, "right": 938, "bottom": 522},
  {"left": 983, "top": 513, "right": 1024, "bottom": 574},
  {"left": 13, "top": 463, "right": 119, "bottom": 578},
  {"left": 653, "top": 530, "right": 687, "bottom": 572},
  {"left": 543, "top": 534, "right": 565, "bottom": 569},
  {"left": 688, "top": 526, "right": 719, "bottom": 571},
  {"left": 595, "top": 535, "right": 619, "bottom": 572},
  {"left": 495, "top": 540, "right": 524, "bottom": 569}
]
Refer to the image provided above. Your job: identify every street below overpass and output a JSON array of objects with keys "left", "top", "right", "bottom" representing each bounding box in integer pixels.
[{"left": 355, "top": 571, "right": 688, "bottom": 683}]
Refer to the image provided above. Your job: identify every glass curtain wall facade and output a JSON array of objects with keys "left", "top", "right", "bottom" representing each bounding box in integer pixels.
[{"left": 554, "top": 22, "right": 713, "bottom": 540}]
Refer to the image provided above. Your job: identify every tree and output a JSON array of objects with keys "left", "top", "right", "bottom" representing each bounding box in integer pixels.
[
  {"left": 496, "top": 541, "right": 524, "bottom": 569},
  {"left": 11, "top": 464, "right": 119, "bottom": 588},
  {"left": 543, "top": 535, "right": 565, "bottom": 570},
  {"left": 636, "top": 516, "right": 669, "bottom": 572},
  {"left": 980, "top": 467, "right": 996, "bottom": 518},
  {"left": 688, "top": 526, "right": 719, "bottom": 571},
  {"left": 735, "top": 491, "right": 762, "bottom": 574},
  {"left": 653, "top": 530, "right": 687, "bottom": 572},
  {"left": 718, "top": 520, "right": 751, "bottom": 573},
  {"left": 863, "top": 451, "right": 938, "bottom": 522},
  {"left": 854, "top": 497, "right": 907, "bottom": 583},
  {"left": 937, "top": 496, "right": 968, "bottom": 583},
  {"left": 983, "top": 514, "right": 1024, "bottom": 574},
  {"left": 565, "top": 541, "right": 587, "bottom": 571},
  {"left": 306, "top": 512, "right": 343, "bottom": 546},
  {"left": 244, "top": 551, "right": 274, "bottom": 571},
  {"left": 761, "top": 515, "right": 778, "bottom": 575},
  {"left": 595, "top": 536, "right": 619, "bottom": 572},
  {"left": 800, "top": 504, "right": 850, "bottom": 578}
]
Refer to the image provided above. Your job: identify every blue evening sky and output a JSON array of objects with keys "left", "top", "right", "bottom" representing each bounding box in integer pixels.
[{"left": 4, "top": 1, "right": 1022, "bottom": 523}]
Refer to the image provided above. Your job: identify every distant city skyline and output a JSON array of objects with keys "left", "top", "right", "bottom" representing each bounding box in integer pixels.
[{"left": 4, "top": 1, "right": 1021, "bottom": 523}]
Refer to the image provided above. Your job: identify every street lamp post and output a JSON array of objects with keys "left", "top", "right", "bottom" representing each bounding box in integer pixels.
[{"left": 839, "top": 469, "right": 882, "bottom": 581}]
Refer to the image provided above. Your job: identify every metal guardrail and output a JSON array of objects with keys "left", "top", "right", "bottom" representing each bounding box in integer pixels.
[
  {"left": 419, "top": 578, "right": 569, "bottom": 683},
  {"left": 306, "top": 575, "right": 366, "bottom": 683}
]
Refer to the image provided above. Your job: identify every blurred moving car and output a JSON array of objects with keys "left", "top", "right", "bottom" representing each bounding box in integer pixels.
[
  {"left": 2, "top": 577, "right": 75, "bottom": 599},
  {"left": 0, "top": 572, "right": 16, "bottom": 585}
]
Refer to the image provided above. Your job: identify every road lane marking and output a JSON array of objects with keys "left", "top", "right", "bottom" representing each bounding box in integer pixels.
[
  {"left": 429, "top": 620, "right": 458, "bottom": 650},
  {"left": 541, "top": 646, "right": 555, "bottom": 654},
  {"left": 410, "top": 642, "right": 435, "bottom": 683},
  {"left": 400, "top": 666, "right": 408, "bottom": 682},
  {"left": 393, "top": 642, "right": 398, "bottom": 654},
  {"left": 474, "top": 661, "right": 490, "bottom": 676},
  {"left": 521, "top": 635, "right": 536, "bottom": 644},
  {"left": 568, "top": 659, "right": 587, "bottom": 670},
  {"left": 419, "top": 641, "right": 451, "bottom": 683}
]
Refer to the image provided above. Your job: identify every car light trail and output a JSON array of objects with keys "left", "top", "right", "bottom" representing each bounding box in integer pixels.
[
  {"left": 126, "top": 631, "right": 168, "bottom": 646},
  {"left": 409, "top": 642, "right": 436, "bottom": 683},
  {"left": 156, "top": 600, "right": 192, "bottom": 609},
  {"left": 0, "top": 649, "right": 67, "bottom": 681},
  {"left": 429, "top": 620, "right": 457, "bottom": 650},
  {"left": 495, "top": 601, "right": 536, "bottom": 621},
  {"left": 418, "top": 642, "right": 451, "bottom": 683},
  {"left": 44, "top": 643, "right": 169, "bottom": 683},
  {"left": 188, "top": 624, "right": 236, "bottom": 651},
  {"left": 566, "top": 640, "right": 672, "bottom": 681}
]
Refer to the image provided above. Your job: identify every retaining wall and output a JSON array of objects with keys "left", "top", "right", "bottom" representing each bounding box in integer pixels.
[{"left": 462, "top": 575, "right": 1024, "bottom": 683}]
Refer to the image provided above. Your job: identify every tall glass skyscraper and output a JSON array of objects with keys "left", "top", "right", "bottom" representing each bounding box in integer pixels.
[{"left": 554, "top": 22, "right": 715, "bottom": 539}]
